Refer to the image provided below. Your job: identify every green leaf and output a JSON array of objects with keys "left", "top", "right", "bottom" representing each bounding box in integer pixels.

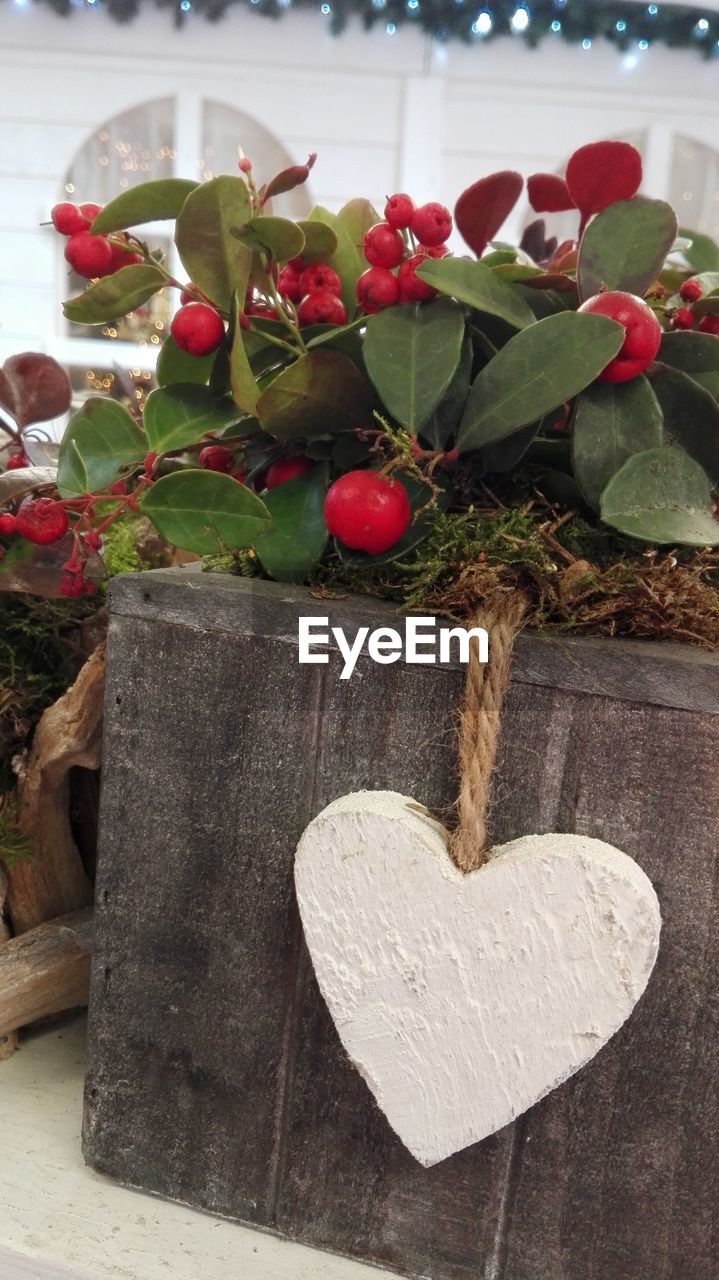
[
  {"left": 420, "top": 337, "right": 473, "bottom": 450},
  {"left": 297, "top": 219, "right": 338, "bottom": 263},
  {"left": 363, "top": 299, "right": 465, "bottom": 431},
  {"left": 253, "top": 466, "right": 328, "bottom": 582},
  {"left": 57, "top": 398, "right": 146, "bottom": 497},
  {"left": 338, "top": 474, "right": 451, "bottom": 567},
  {"left": 155, "top": 335, "right": 214, "bottom": 387},
  {"left": 233, "top": 215, "right": 305, "bottom": 263},
  {"left": 230, "top": 296, "right": 261, "bottom": 416},
  {"left": 63, "top": 264, "right": 166, "bottom": 325},
  {"left": 91, "top": 179, "right": 198, "bottom": 234},
  {"left": 256, "top": 350, "right": 375, "bottom": 439},
  {"left": 650, "top": 365, "right": 719, "bottom": 484},
  {"left": 571, "top": 377, "right": 663, "bottom": 511},
  {"left": 680, "top": 227, "right": 719, "bottom": 274},
  {"left": 175, "top": 176, "right": 252, "bottom": 309},
  {"left": 457, "top": 311, "right": 624, "bottom": 453},
  {"left": 601, "top": 447, "right": 719, "bottom": 546},
  {"left": 139, "top": 470, "right": 271, "bottom": 554},
  {"left": 658, "top": 330, "right": 719, "bottom": 399},
  {"left": 578, "top": 197, "right": 678, "bottom": 301},
  {"left": 143, "top": 385, "right": 242, "bottom": 453},
  {"left": 415, "top": 256, "right": 535, "bottom": 331},
  {"left": 481, "top": 419, "right": 543, "bottom": 473},
  {"left": 307, "top": 205, "right": 363, "bottom": 314}
]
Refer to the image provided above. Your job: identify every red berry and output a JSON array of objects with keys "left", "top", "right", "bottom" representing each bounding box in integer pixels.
[
  {"left": 356, "top": 266, "right": 400, "bottom": 314},
  {"left": 324, "top": 470, "right": 411, "bottom": 555},
  {"left": 15, "top": 498, "right": 69, "bottom": 546},
  {"left": 65, "top": 231, "right": 114, "bottom": 279},
  {"left": 578, "top": 291, "right": 662, "bottom": 383},
  {"left": 171, "top": 303, "right": 225, "bottom": 356},
  {"left": 418, "top": 244, "right": 448, "bottom": 260},
  {"left": 673, "top": 308, "right": 695, "bottom": 331},
  {"left": 297, "top": 291, "right": 347, "bottom": 326},
  {"left": 83, "top": 528, "right": 103, "bottom": 551},
  {"left": 265, "top": 456, "right": 313, "bottom": 489},
  {"left": 109, "top": 243, "right": 143, "bottom": 273},
  {"left": 51, "top": 202, "right": 88, "bottom": 236},
  {"left": 397, "top": 254, "right": 437, "bottom": 304},
  {"left": 79, "top": 202, "right": 103, "bottom": 223},
  {"left": 698, "top": 314, "right": 719, "bottom": 336},
  {"left": 680, "top": 279, "right": 703, "bottom": 303},
  {"left": 0, "top": 513, "right": 17, "bottom": 536},
  {"left": 277, "top": 265, "right": 304, "bottom": 304},
  {"left": 198, "top": 445, "right": 234, "bottom": 473},
  {"left": 363, "top": 222, "right": 405, "bottom": 270},
  {"left": 59, "top": 569, "right": 86, "bottom": 598},
  {"left": 410, "top": 202, "right": 452, "bottom": 247},
  {"left": 6, "top": 452, "right": 28, "bottom": 470},
  {"left": 238, "top": 157, "right": 253, "bottom": 174},
  {"left": 384, "top": 193, "right": 415, "bottom": 230},
  {"left": 299, "top": 264, "right": 342, "bottom": 296}
]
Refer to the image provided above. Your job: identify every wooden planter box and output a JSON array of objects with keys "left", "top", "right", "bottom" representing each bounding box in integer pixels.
[{"left": 84, "top": 570, "right": 718, "bottom": 1280}]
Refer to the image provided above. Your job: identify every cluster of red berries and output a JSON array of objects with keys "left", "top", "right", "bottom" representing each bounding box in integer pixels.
[
  {"left": 51, "top": 201, "right": 142, "bottom": 280},
  {"left": 671, "top": 279, "right": 719, "bottom": 335},
  {"left": 276, "top": 260, "right": 347, "bottom": 327},
  {"left": 356, "top": 195, "right": 453, "bottom": 315}
]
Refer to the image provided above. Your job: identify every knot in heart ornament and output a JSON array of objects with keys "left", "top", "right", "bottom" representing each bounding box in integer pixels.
[{"left": 294, "top": 600, "right": 660, "bottom": 1167}]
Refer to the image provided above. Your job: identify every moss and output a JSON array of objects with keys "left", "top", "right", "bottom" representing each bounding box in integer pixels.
[
  {"left": 312, "top": 497, "right": 719, "bottom": 648},
  {"left": 100, "top": 519, "right": 148, "bottom": 577},
  {"left": 0, "top": 792, "right": 33, "bottom": 869}
]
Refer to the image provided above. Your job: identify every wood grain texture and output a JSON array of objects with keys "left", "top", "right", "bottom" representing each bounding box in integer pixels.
[
  {"left": 0, "top": 908, "right": 92, "bottom": 1038},
  {"left": 85, "top": 571, "right": 719, "bottom": 1280}
]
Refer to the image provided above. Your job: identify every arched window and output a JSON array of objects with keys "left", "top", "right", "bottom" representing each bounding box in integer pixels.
[
  {"left": 59, "top": 97, "right": 310, "bottom": 404},
  {"left": 669, "top": 136, "right": 719, "bottom": 240}
]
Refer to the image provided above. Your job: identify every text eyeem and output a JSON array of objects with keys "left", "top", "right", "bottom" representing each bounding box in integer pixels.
[{"left": 298, "top": 616, "right": 489, "bottom": 681}]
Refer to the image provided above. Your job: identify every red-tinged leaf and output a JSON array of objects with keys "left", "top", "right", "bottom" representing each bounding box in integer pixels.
[
  {"left": 261, "top": 153, "right": 317, "bottom": 205},
  {"left": 527, "top": 173, "right": 575, "bottom": 214},
  {"left": 566, "top": 141, "right": 642, "bottom": 217},
  {"left": 0, "top": 354, "right": 72, "bottom": 429},
  {"left": 455, "top": 170, "right": 524, "bottom": 258},
  {"left": 548, "top": 241, "right": 578, "bottom": 273},
  {"left": 522, "top": 272, "right": 578, "bottom": 295}
]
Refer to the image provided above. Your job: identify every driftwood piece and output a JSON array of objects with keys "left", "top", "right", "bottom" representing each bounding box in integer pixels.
[
  {"left": 0, "top": 869, "right": 18, "bottom": 1058},
  {"left": 0, "top": 908, "right": 93, "bottom": 1039},
  {"left": 7, "top": 646, "right": 104, "bottom": 934},
  {"left": 85, "top": 573, "right": 719, "bottom": 1280}
]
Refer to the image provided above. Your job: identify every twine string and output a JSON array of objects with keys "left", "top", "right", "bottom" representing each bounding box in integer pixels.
[{"left": 449, "top": 594, "right": 527, "bottom": 875}]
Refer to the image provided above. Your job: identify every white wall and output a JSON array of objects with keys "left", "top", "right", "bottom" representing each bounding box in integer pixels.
[{"left": 1, "top": 2, "right": 718, "bottom": 369}]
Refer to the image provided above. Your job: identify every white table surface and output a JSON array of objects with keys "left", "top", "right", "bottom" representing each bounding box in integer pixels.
[{"left": 0, "top": 1016, "right": 393, "bottom": 1280}]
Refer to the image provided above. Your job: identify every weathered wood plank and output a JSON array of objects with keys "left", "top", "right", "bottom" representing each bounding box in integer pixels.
[
  {"left": 0, "top": 908, "right": 93, "bottom": 1039},
  {"left": 495, "top": 696, "right": 719, "bottom": 1280},
  {"left": 275, "top": 651, "right": 514, "bottom": 1278},
  {"left": 83, "top": 615, "right": 325, "bottom": 1224},
  {"left": 107, "top": 571, "right": 719, "bottom": 714},
  {"left": 85, "top": 570, "right": 719, "bottom": 1280}
]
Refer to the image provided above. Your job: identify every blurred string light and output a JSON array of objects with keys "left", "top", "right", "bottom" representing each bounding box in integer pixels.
[
  {"left": 11, "top": 0, "right": 719, "bottom": 53},
  {"left": 510, "top": 4, "right": 529, "bottom": 33}
]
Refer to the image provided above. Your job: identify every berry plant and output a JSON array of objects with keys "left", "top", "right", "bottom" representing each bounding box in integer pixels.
[{"left": 2, "top": 139, "right": 719, "bottom": 598}]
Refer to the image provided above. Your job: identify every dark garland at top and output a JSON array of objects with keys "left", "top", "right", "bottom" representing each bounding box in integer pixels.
[{"left": 10, "top": 0, "right": 719, "bottom": 53}]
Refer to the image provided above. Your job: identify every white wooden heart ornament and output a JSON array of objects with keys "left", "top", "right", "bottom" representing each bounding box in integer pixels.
[{"left": 295, "top": 790, "right": 661, "bottom": 1167}]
